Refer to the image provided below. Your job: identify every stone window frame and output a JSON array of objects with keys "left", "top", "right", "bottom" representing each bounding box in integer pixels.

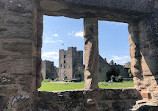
[
  {"left": 38, "top": 0, "right": 158, "bottom": 102},
  {"left": 1, "top": 1, "right": 158, "bottom": 110}
]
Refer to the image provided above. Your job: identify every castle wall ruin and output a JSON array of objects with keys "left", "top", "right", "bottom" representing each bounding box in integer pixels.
[
  {"left": 0, "top": 0, "right": 158, "bottom": 110},
  {"left": 41, "top": 60, "right": 58, "bottom": 80}
]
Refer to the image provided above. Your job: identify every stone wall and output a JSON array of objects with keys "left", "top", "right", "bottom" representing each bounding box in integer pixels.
[
  {"left": 1, "top": 0, "right": 158, "bottom": 110},
  {"left": 0, "top": 0, "right": 41, "bottom": 110},
  {"left": 34, "top": 89, "right": 142, "bottom": 111},
  {"left": 41, "top": 60, "right": 58, "bottom": 80},
  {"left": 129, "top": 11, "right": 158, "bottom": 106}
]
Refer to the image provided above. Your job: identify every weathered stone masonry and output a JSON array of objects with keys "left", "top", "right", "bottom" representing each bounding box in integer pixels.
[
  {"left": 84, "top": 18, "right": 99, "bottom": 90},
  {"left": 1, "top": 0, "right": 158, "bottom": 111},
  {"left": 0, "top": 0, "right": 42, "bottom": 110},
  {"left": 41, "top": 60, "right": 58, "bottom": 80},
  {"left": 59, "top": 47, "right": 84, "bottom": 81}
]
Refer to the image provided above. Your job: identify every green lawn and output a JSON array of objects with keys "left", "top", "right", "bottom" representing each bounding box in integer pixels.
[{"left": 38, "top": 81, "right": 134, "bottom": 92}]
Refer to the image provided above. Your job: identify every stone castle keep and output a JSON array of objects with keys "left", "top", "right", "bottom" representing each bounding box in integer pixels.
[
  {"left": 58, "top": 47, "right": 84, "bottom": 81},
  {"left": 1, "top": 0, "right": 158, "bottom": 111}
]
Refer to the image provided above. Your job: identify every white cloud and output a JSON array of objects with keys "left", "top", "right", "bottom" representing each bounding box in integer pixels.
[
  {"left": 75, "top": 31, "right": 83, "bottom": 37},
  {"left": 110, "top": 56, "right": 130, "bottom": 65},
  {"left": 42, "top": 51, "right": 59, "bottom": 60},
  {"left": 68, "top": 31, "right": 83, "bottom": 37},
  {"left": 43, "top": 40, "right": 63, "bottom": 43},
  {"left": 52, "top": 33, "right": 59, "bottom": 37}
]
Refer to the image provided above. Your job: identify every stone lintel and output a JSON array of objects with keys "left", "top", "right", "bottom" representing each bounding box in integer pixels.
[{"left": 40, "top": 0, "right": 155, "bottom": 22}]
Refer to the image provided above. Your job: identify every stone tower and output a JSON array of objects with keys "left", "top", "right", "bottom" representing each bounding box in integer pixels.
[
  {"left": 41, "top": 60, "right": 58, "bottom": 80},
  {"left": 59, "top": 47, "right": 84, "bottom": 80}
]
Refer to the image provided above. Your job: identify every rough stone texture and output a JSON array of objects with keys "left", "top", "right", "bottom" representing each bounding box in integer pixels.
[
  {"left": 41, "top": 60, "right": 58, "bottom": 80},
  {"left": 0, "top": 96, "right": 9, "bottom": 110},
  {"left": 1, "top": 0, "right": 158, "bottom": 110},
  {"left": 34, "top": 89, "right": 142, "bottom": 111},
  {"left": 84, "top": 18, "right": 99, "bottom": 90},
  {"left": 59, "top": 47, "right": 84, "bottom": 80},
  {"left": 0, "top": 0, "right": 41, "bottom": 110},
  {"left": 128, "top": 11, "right": 158, "bottom": 108},
  {"left": 40, "top": 0, "right": 156, "bottom": 22}
]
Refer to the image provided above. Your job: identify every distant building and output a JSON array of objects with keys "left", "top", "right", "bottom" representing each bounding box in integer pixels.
[
  {"left": 41, "top": 60, "right": 58, "bottom": 80},
  {"left": 124, "top": 62, "right": 131, "bottom": 68},
  {"left": 58, "top": 47, "right": 130, "bottom": 82},
  {"left": 58, "top": 47, "right": 84, "bottom": 81},
  {"left": 98, "top": 56, "right": 130, "bottom": 81}
]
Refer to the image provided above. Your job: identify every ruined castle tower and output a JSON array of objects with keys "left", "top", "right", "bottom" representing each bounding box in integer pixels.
[
  {"left": 59, "top": 47, "right": 84, "bottom": 80},
  {"left": 41, "top": 60, "right": 58, "bottom": 80}
]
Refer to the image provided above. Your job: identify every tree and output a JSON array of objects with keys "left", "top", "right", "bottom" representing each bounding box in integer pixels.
[
  {"left": 128, "top": 68, "right": 133, "bottom": 78},
  {"left": 63, "top": 75, "right": 67, "bottom": 80},
  {"left": 110, "top": 60, "right": 114, "bottom": 65},
  {"left": 106, "top": 67, "right": 121, "bottom": 82}
]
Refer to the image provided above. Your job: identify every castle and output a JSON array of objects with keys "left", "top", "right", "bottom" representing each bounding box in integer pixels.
[
  {"left": 41, "top": 60, "right": 58, "bottom": 80},
  {"left": 2, "top": 1, "right": 158, "bottom": 110},
  {"left": 42, "top": 47, "right": 130, "bottom": 82},
  {"left": 58, "top": 47, "right": 84, "bottom": 81}
]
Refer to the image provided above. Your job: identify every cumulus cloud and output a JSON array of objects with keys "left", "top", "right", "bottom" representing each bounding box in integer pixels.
[
  {"left": 110, "top": 56, "right": 130, "bottom": 65},
  {"left": 68, "top": 31, "right": 83, "bottom": 37},
  {"left": 42, "top": 51, "right": 59, "bottom": 60},
  {"left": 75, "top": 31, "right": 83, "bottom": 37},
  {"left": 43, "top": 40, "right": 63, "bottom": 43},
  {"left": 52, "top": 33, "right": 59, "bottom": 37}
]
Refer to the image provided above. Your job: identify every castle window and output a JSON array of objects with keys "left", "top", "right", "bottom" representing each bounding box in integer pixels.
[
  {"left": 61, "top": 64, "right": 62, "bottom": 67},
  {"left": 64, "top": 60, "right": 66, "bottom": 64},
  {"left": 64, "top": 55, "right": 66, "bottom": 58}
]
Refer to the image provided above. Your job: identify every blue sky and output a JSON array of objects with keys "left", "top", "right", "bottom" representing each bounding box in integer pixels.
[{"left": 42, "top": 15, "right": 130, "bottom": 67}]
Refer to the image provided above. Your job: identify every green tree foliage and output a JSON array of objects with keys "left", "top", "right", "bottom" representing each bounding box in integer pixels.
[
  {"left": 43, "top": 78, "right": 51, "bottom": 82},
  {"left": 106, "top": 67, "right": 123, "bottom": 82},
  {"left": 128, "top": 68, "right": 133, "bottom": 78},
  {"left": 54, "top": 78, "right": 59, "bottom": 82}
]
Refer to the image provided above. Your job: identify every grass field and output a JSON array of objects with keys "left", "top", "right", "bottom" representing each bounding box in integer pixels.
[{"left": 38, "top": 81, "right": 134, "bottom": 92}]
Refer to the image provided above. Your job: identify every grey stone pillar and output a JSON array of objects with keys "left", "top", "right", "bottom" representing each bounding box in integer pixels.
[
  {"left": 0, "top": 0, "right": 40, "bottom": 110},
  {"left": 84, "top": 18, "right": 99, "bottom": 90}
]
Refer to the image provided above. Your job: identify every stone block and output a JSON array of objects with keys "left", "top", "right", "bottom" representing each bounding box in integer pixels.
[
  {"left": 141, "top": 92, "right": 151, "bottom": 99},
  {"left": 0, "top": 87, "right": 18, "bottom": 96},
  {"left": 11, "top": 95, "right": 31, "bottom": 110},
  {"left": 0, "top": 96, "right": 9, "bottom": 110},
  {"left": 0, "top": 54, "right": 8, "bottom": 60},
  {"left": 6, "top": 0, "right": 33, "bottom": 13},
  {"left": 3, "top": 42, "right": 32, "bottom": 51},
  {"left": 0, "top": 1, "right": 4, "bottom": 9},
  {"left": 0, "top": 76, "right": 15, "bottom": 85},
  {"left": 0, "top": 28, "right": 33, "bottom": 38},
  {"left": 0, "top": 26, "right": 7, "bottom": 32},
  {"left": 5, "top": 15, "right": 32, "bottom": 25},
  {"left": 18, "top": 75, "right": 36, "bottom": 93},
  {"left": 9, "top": 59, "right": 33, "bottom": 75}
]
